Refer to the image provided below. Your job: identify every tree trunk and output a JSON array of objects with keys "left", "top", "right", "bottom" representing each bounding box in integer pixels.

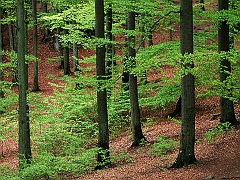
[
  {"left": 32, "top": 0, "right": 40, "bottom": 91},
  {"left": 95, "top": 0, "right": 110, "bottom": 170},
  {"left": 56, "top": 28, "right": 64, "bottom": 69},
  {"left": 0, "top": 6, "right": 3, "bottom": 98},
  {"left": 218, "top": 0, "right": 237, "bottom": 125},
  {"left": 73, "top": 43, "right": 79, "bottom": 72},
  {"left": 106, "top": 3, "right": 113, "bottom": 79},
  {"left": 140, "top": 19, "right": 147, "bottom": 85},
  {"left": 17, "top": 0, "right": 32, "bottom": 169},
  {"left": 172, "top": 0, "right": 196, "bottom": 168},
  {"left": 9, "top": 24, "right": 18, "bottom": 83},
  {"left": 63, "top": 29, "right": 71, "bottom": 75},
  {"left": 41, "top": 1, "right": 50, "bottom": 43},
  {"left": 128, "top": 11, "right": 146, "bottom": 147},
  {"left": 122, "top": 18, "right": 129, "bottom": 91}
]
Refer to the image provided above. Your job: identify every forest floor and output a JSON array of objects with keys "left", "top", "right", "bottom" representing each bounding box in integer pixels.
[{"left": 1, "top": 23, "right": 240, "bottom": 180}]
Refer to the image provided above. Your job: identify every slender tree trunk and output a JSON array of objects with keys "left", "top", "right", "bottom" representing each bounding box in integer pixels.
[
  {"left": 17, "top": 0, "right": 32, "bottom": 169},
  {"left": 56, "top": 28, "right": 64, "bottom": 69},
  {"left": 9, "top": 24, "right": 18, "bottom": 83},
  {"left": 106, "top": 3, "right": 113, "bottom": 79},
  {"left": 63, "top": 29, "right": 71, "bottom": 75},
  {"left": 41, "top": 1, "right": 49, "bottom": 43},
  {"left": 122, "top": 18, "right": 129, "bottom": 91},
  {"left": 140, "top": 19, "right": 147, "bottom": 85},
  {"left": 32, "top": 0, "right": 40, "bottom": 91},
  {"left": 128, "top": 11, "right": 146, "bottom": 147},
  {"left": 218, "top": 0, "right": 237, "bottom": 125},
  {"left": 0, "top": 6, "right": 4, "bottom": 98},
  {"left": 95, "top": 0, "right": 110, "bottom": 170},
  {"left": 172, "top": 0, "right": 196, "bottom": 168},
  {"left": 73, "top": 43, "right": 79, "bottom": 72}
]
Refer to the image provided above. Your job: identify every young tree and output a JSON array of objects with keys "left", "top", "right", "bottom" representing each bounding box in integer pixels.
[
  {"left": 122, "top": 18, "right": 129, "bottom": 91},
  {"left": 106, "top": 2, "right": 113, "bottom": 79},
  {"left": 63, "top": 29, "right": 71, "bottom": 75},
  {"left": 218, "top": 0, "right": 237, "bottom": 125},
  {"left": 95, "top": 0, "right": 110, "bottom": 169},
  {"left": 73, "top": 43, "right": 79, "bottom": 72},
  {"left": 128, "top": 10, "right": 146, "bottom": 147},
  {"left": 17, "top": 0, "right": 31, "bottom": 168},
  {"left": 31, "top": 0, "right": 40, "bottom": 91},
  {"left": 0, "top": 4, "right": 3, "bottom": 98},
  {"left": 172, "top": 0, "right": 196, "bottom": 167}
]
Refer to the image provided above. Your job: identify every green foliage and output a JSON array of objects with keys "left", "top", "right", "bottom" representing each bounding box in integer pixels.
[
  {"left": 149, "top": 136, "right": 177, "bottom": 157},
  {"left": 205, "top": 122, "right": 232, "bottom": 142}
]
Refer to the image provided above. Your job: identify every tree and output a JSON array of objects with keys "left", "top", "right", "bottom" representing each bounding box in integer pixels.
[
  {"left": 0, "top": 4, "right": 3, "bottom": 98},
  {"left": 95, "top": 0, "right": 110, "bottom": 169},
  {"left": 128, "top": 10, "right": 146, "bottom": 147},
  {"left": 218, "top": 0, "right": 237, "bottom": 125},
  {"left": 63, "top": 29, "right": 71, "bottom": 75},
  {"left": 73, "top": 43, "right": 79, "bottom": 72},
  {"left": 17, "top": 0, "right": 31, "bottom": 168},
  {"left": 172, "top": 0, "right": 196, "bottom": 167},
  {"left": 32, "top": 0, "right": 40, "bottom": 91},
  {"left": 106, "top": 2, "right": 113, "bottom": 79},
  {"left": 122, "top": 18, "right": 129, "bottom": 91}
]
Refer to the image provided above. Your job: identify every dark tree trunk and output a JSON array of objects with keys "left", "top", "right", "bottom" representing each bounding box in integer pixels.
[
  {"left": 0, "top": 6, "right": 3, "bottom": 98},
  {"left": 63, "top": 29, "right": 71, "bottom": 75},
  {"left": 41, "top": 1, "right": 50, "bottom": 43},
  {"left": 73, "top": 43, "right": 79, "bottom": 72},
  {"left": 31, "top": 0, "right": 40, "bottom": 91},
  {"left": 17, "top": 0, "right": 31, "bottom": 169},
  {"left": 106, "top": 3, "right": 113, "bottom": 79},
  {"left": 140, "top": 19, "right": 147, "bottom": 85},
  {"left": 95, "top": 0, "right": 110, "bottom": 170},
  {"left": 218, "top": 0, "right": 237, "bottom": 125},
  {"left": 122, "top": 18, "right": 129, "bottom": 91},
  {"left": 56, "top": 28, "right": 64, "bottom": 69},
  {"left": 9, "top": 24, "right": 18, "bottom": 83},
  {"left": 128, "top": 11, "right": 146, "bottom": 147},
  {"left": 172, "top": 0, "right": 196, "bottom": 168}
]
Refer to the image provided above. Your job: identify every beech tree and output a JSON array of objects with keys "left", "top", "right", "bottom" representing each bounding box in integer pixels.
[
  {"left": 32, "top": 0, "right": 40, "bottom": 91},
  {"left": 95, "top": 0, "right": 110, "bottom": 169},
  {"left": 218, "top": 0, "right": 237, "bottom": 125},
  {"left": 0, "top": 4, "right": 3, "bottom": 98},
  {"left": 106, "top": 2, "right": 113, "bottom": 79},
  {"left": 128, "top": 10, "right": 146, "bottom": 147},
  {"left": 17, "top": 0, "right": 32, "bottom": 168},
  {"left": 172, "top": 0, "right": 196, "bottom": 167}
]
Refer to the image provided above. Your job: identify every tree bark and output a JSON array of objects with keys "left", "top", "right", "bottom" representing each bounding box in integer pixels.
[
  {"left": 32, "top": 0, "right": 40, "bottom": 91},
  {"left": 73, "top": 43, "right": 79, "bottom": 72},
  {"left": 172, "top": 0, "right": 196, "bottom": 168},
  {"left": 140, "top": 18, "right": 147, "bottom": 85},
  {"left": 218, "top": 0, "right": 237, "bottom": 125},
  {"left": 9, "top": 24, "right": 18, "bottom": 83},
  {"left": 17, "top": 0, "right": 32, "bottom": 169},
  {"left": 95, "top": 0, "right": 110, "bottom": 170},
  {"left": 106, "top": 3, "right": 113, "bottom": 79},
  {"left": 122, "top": 18, "right": 129, "bottom": 91},
  {"left": 128, "top": 11, "right": 146, "bottom": 147},
  {"left": 0, "top": 6, "right": 3, "bottom": 98},
  {"left": 63, "top": 29, "right": 71, "bottom": 75}
]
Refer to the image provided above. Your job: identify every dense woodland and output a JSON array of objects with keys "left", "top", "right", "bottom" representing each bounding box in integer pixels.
[{"left": 0, "top": 0, "right": 239, "bottom": 179}]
